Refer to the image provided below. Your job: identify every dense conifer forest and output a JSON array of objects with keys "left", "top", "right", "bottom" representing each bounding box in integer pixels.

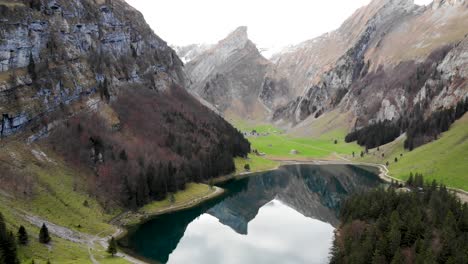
[
  {"left": 330, "top": 177, "right": 468, "bottom": 264},
  {"left": 345, "top": 98, "right": 468, "bottom": 150}
]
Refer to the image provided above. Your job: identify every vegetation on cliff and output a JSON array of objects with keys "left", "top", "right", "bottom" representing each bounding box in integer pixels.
[{"left": 48, "top": 85, "right": 250, "bottom": 209}]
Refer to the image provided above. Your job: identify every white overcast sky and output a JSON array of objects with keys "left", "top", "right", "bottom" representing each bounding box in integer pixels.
[{"left": 125, "top": 0, "right": 433, "bottom": 50}]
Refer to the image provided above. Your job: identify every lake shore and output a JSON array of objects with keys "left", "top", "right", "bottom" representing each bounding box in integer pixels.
[
  {"left": 119, "top": 156, "right": 468, "bottom": 228},
  {"left": 268, "top": 157, "right": 468, "bottom": 203},
  {"left": 114, "top": 156, "right": 468, "bottom": 263}
]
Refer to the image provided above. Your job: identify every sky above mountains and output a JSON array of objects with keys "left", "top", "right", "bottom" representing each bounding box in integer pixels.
[{"left": 126, "top": 0, "right": 433, "bottom": 51}]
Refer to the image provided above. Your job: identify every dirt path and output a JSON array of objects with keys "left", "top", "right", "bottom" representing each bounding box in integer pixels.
[
  {"left": 100, "top": 228, "right": 148, "bottom": 264},
  {"left": 16, "top": 186, "right": 224, "bottom": 264},
  {"left": 18, "top": 210, "right": 148, "bottom": 264}
]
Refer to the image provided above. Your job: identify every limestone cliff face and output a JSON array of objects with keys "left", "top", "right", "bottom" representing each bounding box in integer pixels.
[
  {"left": 173, "top": 43, "right": 212, "bottom": 63},
  {"left": 0, "top": 0, "right": 187, "bottom": 137},
  {"left": 184, "top": 26, "right": 291, "bottom": 119},
  {"left": 0, "top": 0, "right": 251, "bottom": 208},
  {"left": 272, "top": 0, "right": 468, "bottom": 127}
]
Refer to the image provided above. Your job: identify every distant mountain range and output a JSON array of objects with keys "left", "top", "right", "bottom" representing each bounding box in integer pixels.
[{"left": 178, "top": 0, "right": 467, "bottom": 133}]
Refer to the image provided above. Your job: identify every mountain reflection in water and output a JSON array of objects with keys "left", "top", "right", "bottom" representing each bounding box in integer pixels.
[{"left": 123, "top": 164, "right": 382, "bottom": 264}]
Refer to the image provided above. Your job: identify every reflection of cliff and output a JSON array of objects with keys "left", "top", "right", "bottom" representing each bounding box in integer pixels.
[
  {"left": 207, "top": 173, "right": 287, "bottom": 234},
  {"left": 126, "top": 164, "right": 381, "bottom": 263},
  {"left": 208, "top": 164, "right": 381, "bottom": 232}
]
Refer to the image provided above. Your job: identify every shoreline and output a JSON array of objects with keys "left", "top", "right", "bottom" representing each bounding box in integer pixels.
[
  {"left": 273, "top": 158, "right": 468, "bottom": 203},
  {"left": 114, "top": 157, "right": 468, "bottom": 263}
]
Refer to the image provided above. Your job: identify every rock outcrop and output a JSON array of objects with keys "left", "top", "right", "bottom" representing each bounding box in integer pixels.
[
  {"left": 172, "top": 43, "right": 212, "bottom": 63},
  {"left": 0, "top": 0, "right": 187, "bottom": 137},
  {"left": 271, "top": 0, "right": 467, "bottom": 129},
  {"left": 183, "top": 26, "right": 292, "bottom": 119},
  {"left": 0, "top": 0, "right": 251, "bottom": 207}
]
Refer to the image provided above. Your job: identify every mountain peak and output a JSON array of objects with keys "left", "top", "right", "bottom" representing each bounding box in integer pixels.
[
  {"left": 219, "top": 26, "right": 250, "bottom": 49},
  {"left": 228, "top": 26, "right": 248, "bottom": 39}
]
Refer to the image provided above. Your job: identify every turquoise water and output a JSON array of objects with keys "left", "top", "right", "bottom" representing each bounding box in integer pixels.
[{"left": 122, "top": 164, "right": 382, "bottom": 264}]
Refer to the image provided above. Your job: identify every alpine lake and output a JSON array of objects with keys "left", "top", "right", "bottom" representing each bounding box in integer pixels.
[{"left": 120, "top": 164, "right": 383, "bottom": 264}]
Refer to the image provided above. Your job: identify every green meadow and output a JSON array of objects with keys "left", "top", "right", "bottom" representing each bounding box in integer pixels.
[
  {"left": 358, "top": 113, "right": 468, "bottom": 191},
  {"left": 234, "top": 121, "right": 362, "bottom": 160}
]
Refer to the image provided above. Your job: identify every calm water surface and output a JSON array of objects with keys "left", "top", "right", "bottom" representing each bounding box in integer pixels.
[{"left": 122, "top": 164, "right": 382, "bottom": 264}]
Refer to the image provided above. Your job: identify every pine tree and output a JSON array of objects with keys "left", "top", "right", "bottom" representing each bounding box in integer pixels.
[
  {"left": 387, "top": 223, "right": 401, "bottom": 257},
  {"left": 371, "top": 249, "right": 386, "bottom": 264},
  {"left": 390, "top": 250, "right": 404, "bottom": 264},
  {"left": 107, "top": 237, "right": 117, "bottom": 256},
  {"left": 119, "top": 150, "right": 128, "bottom": 161},
  {"left": 28, "top": 51, "right": 37, "bottom": 82},
  {"left": 2, "top": 231, "right": 19, "bottom": 264},
  {"left": 407, "top": 173, "right": 414, "bottom": 187},
  {"left": 17, "top": 226, "right": 28, "bottom": 245},
  {"left": 0, "top": 212, "right": 6, "bottom": 240},
  {"left": 0, "top": 213, "right": 19, "bottom": 264},
  {"left": 39, "top": 224, "right": 51, "bottom": 244}
]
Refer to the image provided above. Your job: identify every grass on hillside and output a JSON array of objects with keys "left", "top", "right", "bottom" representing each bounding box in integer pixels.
[
  {"left": 357, "top": 113, "right": 468, "bottom": 191},
  {"left": 0, "top": 140, "right": 122, "bottom": 263},
  {"left": 139, "top": 183, "right": 216, "bottom": 214},
  {"left": 0, "top": 198, "right": 98, "bottom": 264},
  {"left": 119, "top": 183, "right": 219, "bottom": 226},
  {"left": 234, "top": 154, "right": 279, "bottom": 173},
  {"left": 289, "top": 109, "right": 355, "bottom": 139},
  {"left": 4, "top": 142, "right": 118, "bottom": 235},
  {"left": 232, "top": 121, "right": 362, "bottom": 160}
]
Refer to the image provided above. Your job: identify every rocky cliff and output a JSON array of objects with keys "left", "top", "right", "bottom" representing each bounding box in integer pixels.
[
  {"left": 0, "top": 0, "right": 189, "bottom": 137},
  {"left": 173, "top": 43, "right": 212, "bottom": 63},
  {"left": 0, "top": 0, "right": 250, "bottom": 207},
  {"left": 183, "top": 26, "right": 292, "bottom": 120},
  {"left": 272, "top": 0, "right": 468, "bottom": 129}
]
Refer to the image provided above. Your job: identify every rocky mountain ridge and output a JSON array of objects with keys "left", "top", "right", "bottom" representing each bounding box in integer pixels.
[
  {"left": 181, "top": 26, "right": 293, "bottom": 120},
  {"left": 180, "top": 0, "right": 467, "bottom": 133},
  {"left": 0, "top": 0, "right": 250, "bottom": 207},
  {"left": 0, "top": 0, "right": 188, "bottom": 137},
  {"left": 271, "top": 0, "right": 468, "bottom": 128}
]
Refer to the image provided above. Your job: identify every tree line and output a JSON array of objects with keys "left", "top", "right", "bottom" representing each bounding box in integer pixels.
[
  {"left": 48, "top": 86, "right": 251, "bottom": 209},
  {"left": 346, "top": 98, "right": 468, "bottom": 150},
  {"left": 0, "top": 212, "right": 53, "bottom": 263},
  {"left": 330, "top": 176, "right": 468, "bottom": 263},
  {"left": 404, "top": 98, "right": 468, "bottom": 150},
  {"left": 345, "top": 120, "right": 400, "bottom": 149}
]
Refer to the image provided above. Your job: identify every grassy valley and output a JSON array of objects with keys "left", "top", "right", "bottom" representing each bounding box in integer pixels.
[
  {"left": 231, "top": 111, "right": 468, "bottom": 195},
  {"left": 357, "top": 113, "right": 468, "bottom": 191},
  {"left": 233, "top": 119, "right": 362, "bottom": 161}
]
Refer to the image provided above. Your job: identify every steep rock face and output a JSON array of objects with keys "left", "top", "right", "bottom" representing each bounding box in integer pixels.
[
  {"left": 185, "top": 26, "right": 291, "bottom": 119},
  {"left": 0, "top": 0, "right": 188, "bottom": 137},
  {"left": 272, "top": 0, "right": 467, "bottom": 128},
  {"left": 0, "top": 0, "right": 251, "bottom": 207},
  {"left": 173, "top": 43, "right": 212, "bottom": 63}
]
